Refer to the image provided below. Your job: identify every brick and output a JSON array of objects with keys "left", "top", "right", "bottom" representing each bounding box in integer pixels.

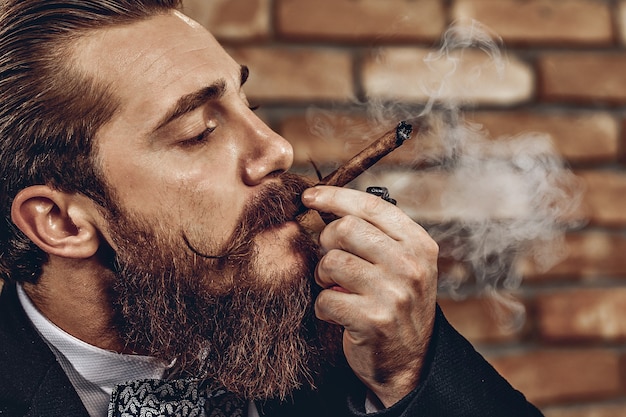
[
  {"left": 284, "top": 109, "right": 607, "bottom": 170},
  {"left": 281, "top": 114, "right": 387, "bottom": 167},
  {"left": 357, "top": 143, "right": 584, "bottom": 224},
  {"left": 523, "top": 231, "right": 626, "bottom": 279},
  {"left": 452, "top": 0, "right": 612, "bottom": 46},
  {"left": 536, "top": 288, "right": 626, "bottom": 342},
  {"left": 280, "top": 113, "right": 445, "bottom": 167},
  {"left": 226, "top": 47, "right": 354, "bottom": 102},
  {"left": 544, "top": 404, "right": 626, "bottom": 417},
  {"left": 182, "top": 0, "right": 270, "bottom": 41},
  {"left": 362, "top": 47, "right": 533, "bottom": 105},
  {"left": 577, "top": 170, "right": 626, "bottom": 227},
  {"left": 622, "top": 119, "right": 626, "bottom": 163},
  {"left": 470, "top": 112, "right": 619, "bottom": 164},
  {"left": 438, "top": 297, "right": 527, "bottom": 344},
  {"left": 489, "top": 349, "right": 622, "bottom": 406},
  {"left": 618, "top": 0, "right": 626, "bottom": 46},
  {"left": 540, "top": 53, "right": 626, "bottom": 104},
  {"left": 276, "top": 0, "right": 445, "bottom": 42}
]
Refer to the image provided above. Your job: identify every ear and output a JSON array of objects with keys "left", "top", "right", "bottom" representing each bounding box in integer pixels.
[{"left": 11, "top": 185, "right": 100, "bottom": 259}]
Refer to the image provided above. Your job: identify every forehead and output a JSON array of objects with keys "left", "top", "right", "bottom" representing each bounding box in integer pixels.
[{"left": 71, "top": 11, "right": 240, "bottom": 133}]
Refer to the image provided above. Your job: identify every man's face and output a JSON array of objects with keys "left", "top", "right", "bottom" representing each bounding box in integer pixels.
[
  {"left": 79, "top": 11, "right": 303, "bottom": 283},
  {"left": 72, "top": 11, "right": 340, "bottom": 399}
]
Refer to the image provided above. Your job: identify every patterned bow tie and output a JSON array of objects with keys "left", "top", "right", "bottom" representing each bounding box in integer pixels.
[{"left": 108, "top": 378, "right": 247, "bottom": 417}]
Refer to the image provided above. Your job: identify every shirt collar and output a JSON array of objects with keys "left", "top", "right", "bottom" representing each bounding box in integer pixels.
[{"left": 17, "top": 284, "right": 168, "bottom": 393}]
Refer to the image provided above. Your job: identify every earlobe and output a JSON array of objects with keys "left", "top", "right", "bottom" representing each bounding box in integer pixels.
[{"left": 11, "top": 186, "right": 100, "bottom": 259}]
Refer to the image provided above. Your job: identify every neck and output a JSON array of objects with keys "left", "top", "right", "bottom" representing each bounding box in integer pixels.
[{"left": 23, "top": 257, "right": 130, "bottom": 353}]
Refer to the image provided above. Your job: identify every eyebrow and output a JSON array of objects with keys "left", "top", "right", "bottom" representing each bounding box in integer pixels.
[{"left": 152, "top": 65, "right": 250, "bottom": 133}]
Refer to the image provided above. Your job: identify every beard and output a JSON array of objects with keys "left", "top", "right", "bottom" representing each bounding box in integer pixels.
[{"left": 99, "top": 173, "right": 343, "bottom": 401}]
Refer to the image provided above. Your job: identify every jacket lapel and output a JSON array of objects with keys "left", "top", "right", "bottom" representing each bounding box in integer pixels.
[{"left": 0, "top": 282, "right": 90, "bottom": 417}]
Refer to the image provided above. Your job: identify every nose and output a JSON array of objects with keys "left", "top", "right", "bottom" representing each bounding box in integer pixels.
[{"left": 241, "top": 111, "right": 294, "bottom": 186}]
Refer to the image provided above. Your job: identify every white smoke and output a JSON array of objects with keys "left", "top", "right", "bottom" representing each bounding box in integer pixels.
[
  {"left": 304, "top": 20, "right": 586, "bottom": 330},
  {"left": 418, "top": 115, "right": 583, "bottom": 330}
]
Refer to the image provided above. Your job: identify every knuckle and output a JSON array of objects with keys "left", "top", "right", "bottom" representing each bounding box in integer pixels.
[
  {"left": 381, "top": 283, "right": 413, "bottom": 313},
  {"left": 368, "top": 305, "right": 398, "bottom": 333},
  {"left": 314, "top": 290, "right": 348, "bottom": 326},
  {"left": 318, "top": 249, "right": 342, "bottom": 274},
  {"left": 424, "top": 237, "right": 440, "bottom": 260},
  {"left": 391, "top": 251, "right": 437, "bottom": 293},
  {"left": 394, "top": 237, "right": 440, "bottom": 280},
  {"left": 335, "top": 215, "right": 360, "bottom": 234},
  {"left": 318, "top": 227, "right": 332, "bottom": 249},
  {"left": 394, "top": 252, "right": 422, "bottom": 279},
  {"left": 332, "top": 216, "right": 361, "bottom": 246},
  {"left": 362, "top": 193, "right": 384, "bottom": 216},
  {"left": 392, "top": 287, "right": 413, "bottom": 311}
]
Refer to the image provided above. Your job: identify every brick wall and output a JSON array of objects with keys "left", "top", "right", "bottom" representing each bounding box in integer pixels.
[{"left": 182, "top": 0, "right": 626, "bottom": 414}]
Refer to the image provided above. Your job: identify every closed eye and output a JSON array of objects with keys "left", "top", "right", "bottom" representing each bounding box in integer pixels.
[{"left": 180, "top": 126, "right": 216, "bottom": 147}]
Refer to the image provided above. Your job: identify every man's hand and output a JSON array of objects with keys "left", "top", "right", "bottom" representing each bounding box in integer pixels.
[{"left": 302, "top": 185, "right": 439, "bottom": 408}]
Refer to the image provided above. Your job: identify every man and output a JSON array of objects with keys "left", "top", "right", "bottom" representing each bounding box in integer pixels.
[{"left": 0, "top": 1, "right": 543, "bottom": 416}]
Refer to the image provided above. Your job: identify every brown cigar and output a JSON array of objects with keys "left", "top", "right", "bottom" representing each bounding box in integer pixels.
[
  {"left": 299, "top": 120, "right": 419, "bottom": 224},
  {"left": 317, "top": 120, "right": 414, "bottom": 187}
]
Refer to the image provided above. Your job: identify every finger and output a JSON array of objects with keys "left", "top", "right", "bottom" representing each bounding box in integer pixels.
[
  {"left": 318, "top": 214, "right": 398, "bottom": 266},
  {"left": 314, "top": 286, "right": 364, "bottom": 327},
  {"left": 315, "top": 248, "right": 375, "bottom": 294},
  {"left": 314, "top": 282, "right": 404, "bottom": 335},
  {"left": 302, "top": 186, "right": 428, "bottom": 241}
]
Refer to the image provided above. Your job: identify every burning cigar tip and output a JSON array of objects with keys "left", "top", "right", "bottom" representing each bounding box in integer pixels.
[{"left": 395, "top": 121, "right": 413, "bottom": 145}]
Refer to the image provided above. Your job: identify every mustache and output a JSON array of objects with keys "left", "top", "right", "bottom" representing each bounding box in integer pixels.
[{"left": 182, "top": 173, "right": 315, "bottom": 263}]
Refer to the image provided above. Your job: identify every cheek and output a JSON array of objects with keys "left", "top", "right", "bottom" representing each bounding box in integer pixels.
[
  {"left": 171, "top": 153, "right": 248, "bottom": 231},
  {"left": 175, "top": 179, "right": 249, "bottom": 248},
  {"left": 100, "top": 140, "right": 248, "bottom": 244}
]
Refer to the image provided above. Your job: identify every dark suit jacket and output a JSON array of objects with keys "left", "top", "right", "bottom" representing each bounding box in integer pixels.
[{"left": 0, "top": 282, "right": 543, "bottom": 416}]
